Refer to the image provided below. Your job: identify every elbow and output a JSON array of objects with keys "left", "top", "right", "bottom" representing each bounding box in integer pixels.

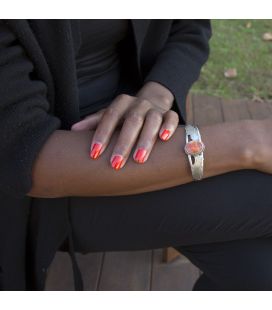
[{"left": 26, "top": 183, "right": 66, "bottom": 199}]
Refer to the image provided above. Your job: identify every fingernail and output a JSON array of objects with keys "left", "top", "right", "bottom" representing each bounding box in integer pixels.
[
  {"left": 134, "top": 148, "right": 147, "bottom": 163},
  {"left": 160, "top": 129, "right": 171, "bottom": 141},
  {"left": 111, "top": 155, "right": 124, "bottom": 170},
  {"left": 90, "top": 142, "right": 102, "bottom": 159}
]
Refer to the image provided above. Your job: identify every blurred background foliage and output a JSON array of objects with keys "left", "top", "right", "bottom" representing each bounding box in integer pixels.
[{"left": 192, "top": 20, "right": 272, "bottom": 100}]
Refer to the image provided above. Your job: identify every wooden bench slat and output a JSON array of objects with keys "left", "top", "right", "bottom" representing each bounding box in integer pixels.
[
  {"left": 221, "top": 98, "right": 251, "bottom": 121},
  {"left": 46, "top": 251, "right": 103, "bottom": 290},
  {"left": 97, "top": 250, "right": 152, "bottom": 290},
  {"left": 192, "top": 94, "right": 224, "bottom": 125},
  {"left": 151, "top": 249, "right": 200, "bottom": 290},
  {"left": 246, "top": 100, "right": 272, "bottom": 120}
]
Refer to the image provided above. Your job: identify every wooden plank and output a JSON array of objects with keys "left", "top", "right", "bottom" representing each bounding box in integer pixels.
[
  {"left": 151, "top": 249, "right": 200, "bottom": 291},
  {"left": 77, "top": 252, "right": 104, "bottom": 291},
  {"left": 98, "top": 250, "right": 152, "bottom": 290},
  {"left": 192, "top": 94, "right": 224, "bottom": 126},
  {"left": 45, "top": 252, "right": 74, "bottom": 290},
  {"left": 45, "top": 251, "right": 103, "bottom": 291},
  {"left": 266, "top": 100, "right": 272, "bottom": 114},
  {"left": 221, "top": 98, "right": 251, "bottom": 122},
  {"left": 246, "top": 100, "right": 272, "bottom": 120}
]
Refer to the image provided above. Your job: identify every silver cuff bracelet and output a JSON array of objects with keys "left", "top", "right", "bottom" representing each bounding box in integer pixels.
[{"left": 184, "top": 124, "right": 205, "bottom": 181}]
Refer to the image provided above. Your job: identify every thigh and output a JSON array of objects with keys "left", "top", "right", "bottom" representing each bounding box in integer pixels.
[
  {"left": 69, "top": 169, "right": 272, "bottom": 253},
  {"left": 175, "top": 237, "right": 272, "bottom": 290}
]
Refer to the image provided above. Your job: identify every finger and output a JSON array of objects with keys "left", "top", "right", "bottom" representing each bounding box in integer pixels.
[
  {"left": 111, "top": 111, "right": 162, "bottom": 170},
  {"left": 90, "top": 94, "right": 134, "bottom": 159},
  {"left": 132, "top": 109, "right": 163, "bottom": 164},
  {"left": 110, "top": 101, "right": 153, "bottom": 170},
  {"left": 109, "top": 113, "right": 146, "bottom": 169},
  {"left": 159, "top": 110, "right": 179, "bottom": 141},
  {"left": 83, "top": 108, "right": 106, "bottom": 120},
  {"left": 71, "top": 109, "right": 105, "bottom": 131}
]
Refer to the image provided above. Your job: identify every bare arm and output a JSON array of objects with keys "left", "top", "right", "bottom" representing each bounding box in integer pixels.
[{"left": 27, "top": 119, "right": 256, "bottom": 198}]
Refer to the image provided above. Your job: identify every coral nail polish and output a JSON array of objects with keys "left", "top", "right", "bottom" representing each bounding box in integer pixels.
[
  {"left": 160, "top": 129, "right": 171, "bottom": 141},
  {"left": 111, "top": 155, "right": 124, "bottom": 170},
  {"left": 90, "top": 142, "right": 102, "bottom": 159},
  {"left": 134, "top": 148, "right": 147, "bottom": 163}
]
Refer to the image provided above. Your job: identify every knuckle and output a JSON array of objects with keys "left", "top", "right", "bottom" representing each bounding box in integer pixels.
[
  {"left": 114, "top": 144, "right": 128, "bottom": 155},
  {"left": 105, "top": 106, "right": 120, "bottom": 119},
  {"left": 117, "top": 93, "right": 132, "bottom": 101},
  {"left": 126, "top": 111, "right": 144, "bottom": 124},
  {"left": 138, "top": 98, "right": 152, "bottom": 109},
  {"left": 147, "top": 109, "right": 163, "bottom": 122}
]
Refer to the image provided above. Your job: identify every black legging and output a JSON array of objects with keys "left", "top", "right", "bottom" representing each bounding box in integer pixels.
[{"left": 68, "top": 169, "right": 272, "bottom": 290}]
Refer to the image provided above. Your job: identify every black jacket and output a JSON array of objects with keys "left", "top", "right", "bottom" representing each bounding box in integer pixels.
[{"left": 0, "top": 19, "right": 211, "bottom": 290}]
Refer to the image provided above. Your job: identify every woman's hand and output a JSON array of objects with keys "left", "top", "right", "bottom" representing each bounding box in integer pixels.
[{"left": 71, "top": 81, "right": 179, "bottom": 170}]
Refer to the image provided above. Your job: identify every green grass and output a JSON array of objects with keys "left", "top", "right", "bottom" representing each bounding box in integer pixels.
[{"left": 192, "top": 20, "right": 272, "bottom": 100}]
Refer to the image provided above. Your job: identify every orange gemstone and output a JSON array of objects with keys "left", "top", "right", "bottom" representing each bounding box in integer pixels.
[{"left": 184, "top": 141, "right": 204, "bottom": 155}]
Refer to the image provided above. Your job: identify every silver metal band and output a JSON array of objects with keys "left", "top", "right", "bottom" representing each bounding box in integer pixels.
[{"left": 184, "top": 124, "right": 205, "bottom": 181}]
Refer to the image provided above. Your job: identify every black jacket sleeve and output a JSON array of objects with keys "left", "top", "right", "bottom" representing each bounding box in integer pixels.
[
  {"left": 143, "top": 19, "right": 212, "bottom": 123},
  {"left": 0, "top": 21, "right": 61, "bottom": 198}
]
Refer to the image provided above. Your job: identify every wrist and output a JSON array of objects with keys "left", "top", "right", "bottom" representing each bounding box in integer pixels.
[
  {"left": 237, "top": 119, "right": 263, "bottom": 170},
  {"left": 198, "top": 120, "right": 257, "bottom": 177}
]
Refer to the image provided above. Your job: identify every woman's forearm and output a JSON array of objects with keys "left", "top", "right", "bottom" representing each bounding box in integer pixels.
[{"left": 28, "top": 120, "right": 254, "bottom": 198}]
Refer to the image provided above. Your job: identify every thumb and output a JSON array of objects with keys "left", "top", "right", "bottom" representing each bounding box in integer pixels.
[{"left": 71, "top": 109, "right": 105, "bottom": 131}]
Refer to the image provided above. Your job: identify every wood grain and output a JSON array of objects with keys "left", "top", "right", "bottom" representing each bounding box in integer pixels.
[
  {"left": 46, "top": 251, "right": 103, "bottom": 290},
  {"left": 151, "top": 249, "right": 200, "bottom": 291},
  {"left": 97, "top": 250, "right": 152, "bottom": 290}
]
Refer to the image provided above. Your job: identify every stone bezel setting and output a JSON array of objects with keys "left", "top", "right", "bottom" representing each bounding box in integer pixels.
[{"left": 184, "top": 140, "right": 205, "bottom": 156}]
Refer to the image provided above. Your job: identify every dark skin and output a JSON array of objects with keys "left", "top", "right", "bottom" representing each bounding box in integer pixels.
[
  {"left": 28, "top": 118, "right": 268, "bottom": 199},
  {"left": 71, "top": 82, "right": 178, "bottom": 169},
  {"left": 27, "top": 82, "right": 272, "bottom": 199}
]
